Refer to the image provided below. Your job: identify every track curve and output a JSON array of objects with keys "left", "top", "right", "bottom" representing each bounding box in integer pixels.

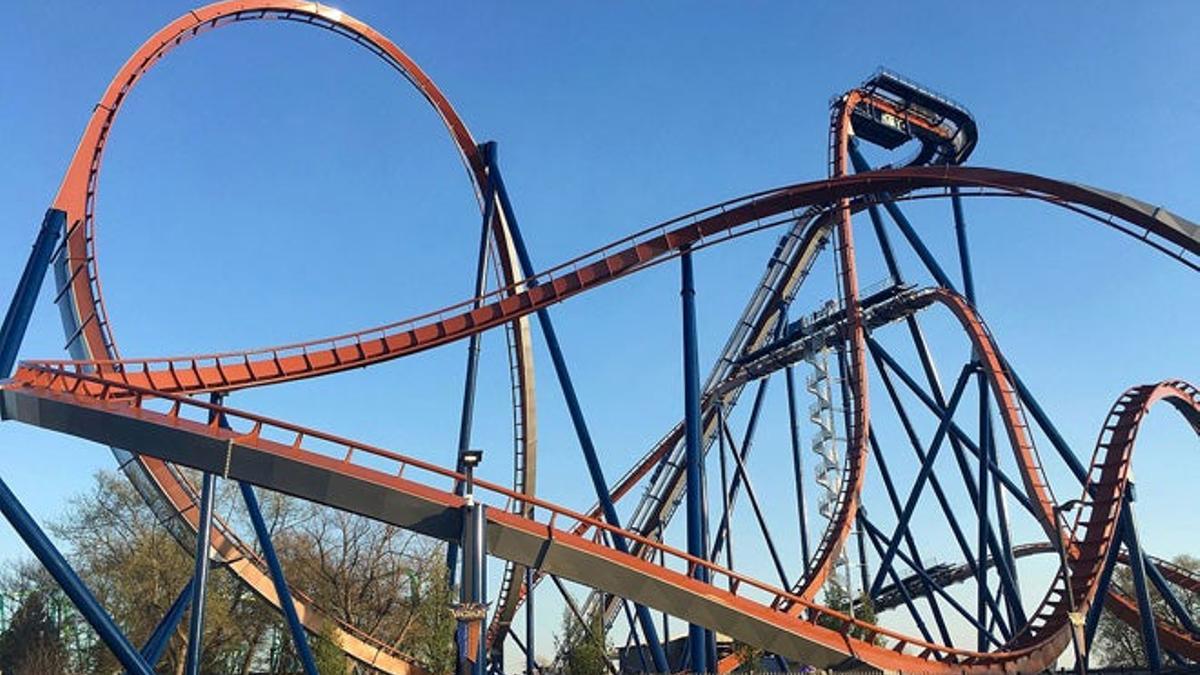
[{"left": 44, "top": 2, "right": 540, "bottom": 671}]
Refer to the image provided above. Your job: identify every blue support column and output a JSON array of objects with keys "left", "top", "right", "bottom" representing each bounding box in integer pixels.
[
  {"left": 458, "top": 500, "right": 489, "bottom": 675},
  {"left": 242, "top": 483, "right": 319, "bottom": 675},
  {"left": 139, "top": 577, "right": 193, "bottom": 667},
  {"left": 0, "top": 209, "right": 65, "bottom": 377},
  {"left": 784, "top": 355, "right": 811, "bottom": 567},
  {"left": 525, "top": 566, "right": 535, "bottom": 675},
  {"left": 0, "top": 476, "right": 155, "bottom": 675},
  {"left": 448, "top": 176, "right": 499, "bottom": 581},
  {"left": 709, "top": 377, "right": 769, "bottom": 562},
  {"left": 870, "top": 364, "right": 973, "bottom": 598},
  {"left": 185, "top": 470, "right": 216, "bottom": 675},
  {"left": 1121, "top": 491, "right": 1162, "bottom": 672},
  {"left": 680, "top": 248, "right": 709, "bottom": 675},
  {"left": 482, "top": 141, "right": 669, "bottom": 673}
]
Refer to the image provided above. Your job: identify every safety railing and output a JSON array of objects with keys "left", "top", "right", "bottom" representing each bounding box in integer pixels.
[{"left": 4, "top": 363, "right": 1063, "bottom": 667}]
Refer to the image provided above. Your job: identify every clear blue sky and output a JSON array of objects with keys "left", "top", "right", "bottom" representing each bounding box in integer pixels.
[{"left": 1, "top": 1, "right": 1198, "bottom": 667}]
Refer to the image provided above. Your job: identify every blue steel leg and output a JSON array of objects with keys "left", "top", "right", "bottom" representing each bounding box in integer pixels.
[
  {"left": 869, "top": 365, "right": 973, "bottom": 598},
  {"left": 868, "top": 430, "right": 953, "bottom": 645},
  {"left": 0, "top": 476, "right": 155, "bottom": 675},
  {"left": 680, "top": 248, "right": 709, "bottom": 675},
  {"left": 139, "top": 577, "right": 193, "bottom": 667},
  {"left": 448, "top": 178, "right": 499, "bottom": 581},
  {"left": 185, "top": 470, "right": 216, "bottom": 675},
  {"left": 1122, "top": 493, "right": 1162, "bottom": 672},
  {"left": 785, "top": 364, "right": 812, "bottom": 568},
  {"left": 709, "top": 377, "right": 769, "bottom": 563},
  {"left": 242, "top": 483, "right": 318, "bottom": 675},
  {"left": 525, "top": 566, "right": 535, "bottom": 675},
  {"left": 458, "top": 502, "right": 488, "bottom": 675},
  {"left": 716, "top": 405, "right": 735, "bottom": 583},
  {"left": 1145, "top": 557, "right": 1200, "bottom": 635},
  {"left": 482, "top": 141, "right": 668, "bottom": 673},
  {"left": 0, "top": 209, "right": 66, "bottom": 377},
  {"left": 975, "top": 371, "right": 991, "bottom": 652},
  {"left": 1085, "top": 514, "right": 1124, "bottom": 652},
  {"left": 719, "top": 422, "right": 789, "bottom": 587}
]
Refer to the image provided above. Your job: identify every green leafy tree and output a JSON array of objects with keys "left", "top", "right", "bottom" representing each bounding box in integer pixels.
[
  {"left": 0, "top": 590, "right": 71, "bottom": 674},
  {"left": 311, "top": 625, "right": 351, "bottom": 675},
  {"left": 817, "top": 576, "right": 881, "bottom": 644},
  {"left": 554, "top": 608, "right": 610, "bottom": 675},
  {"left": 1094, "top": 553, "right": 1200, "bottom": 668},
  {"left": 0, "top": 469, "right": 470, "bottom": 674}
]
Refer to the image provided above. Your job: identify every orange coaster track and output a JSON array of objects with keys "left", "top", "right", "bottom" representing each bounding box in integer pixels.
[{"left": 2, "top": 3, "right": 1198, "bottom": 674}]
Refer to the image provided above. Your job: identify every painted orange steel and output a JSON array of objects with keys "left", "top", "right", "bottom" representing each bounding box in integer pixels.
[
  {"left": 18, "top": 2, "right": 1199, "bottom": 669},
  {"left": 44, "top": 2, "right": 540, "bottom": 672},
  {"left": 26, "top": 165, "right": 1197, "bottom": 399},
  {"left": 5, "top": 366, "right": 1195, "bottom": 672}
]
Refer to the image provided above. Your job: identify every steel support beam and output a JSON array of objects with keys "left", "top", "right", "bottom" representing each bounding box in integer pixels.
[
  {"left": 1121, "top": 493, "right": 1163, "bottom": 672},
  {"left": 869, "top": 364, "right": 972, "bottom": 597},
  {"left": 482, "top": 141, "right": 669, "bottom": 673},
  {"left": 0, "top": 209, "right": 65, "bottom": 377},
  {"left": 680, "top": 248, "right": 710, "bottom": 675},
  {"left": 447, "top": 171, "right": 498, "bottom": 580},
  {"left": 0, "top": 474, "right": 154, "bottom": 675},
  {"left": 784, "top": 363, "right": 812, "bottom": 569},
  {"left": 242, "top": 482, "right": 319, "bottom": 675},
  {"left": 459, "top": 501, "right": 488, "bottom": 675},
  {"left": 139, "top": 577, "right": 193, "bottom": 668},
  {"left": 185, "top": 470, "right": 216, "bottom": 675}
]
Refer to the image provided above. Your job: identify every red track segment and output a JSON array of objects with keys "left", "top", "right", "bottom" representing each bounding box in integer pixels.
[{"left": 23, "top": 165, "right": 1200, "bottom": 401}]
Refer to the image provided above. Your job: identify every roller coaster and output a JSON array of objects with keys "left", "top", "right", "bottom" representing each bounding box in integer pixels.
[{"left": 0, "top": 3, "right": 1197, "bottom": 674}]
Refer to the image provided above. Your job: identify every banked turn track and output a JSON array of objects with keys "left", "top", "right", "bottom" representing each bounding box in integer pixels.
[{"left": 2, "top": 1, "right": 1199, "bottom": 673}]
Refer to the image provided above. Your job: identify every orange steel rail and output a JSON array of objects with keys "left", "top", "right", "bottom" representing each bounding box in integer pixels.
[
  {"left": 14, "top": 2, "right": 1200, "bottom": 671},
  {"left": 26, "top": 166, "right": 1200, "bottom": 399},
  {"left": 42, "top": 3, "right": 540, "bottom": 671},
  {"left": 4, "top": 368, "right": 1195, "bottom": 672}
]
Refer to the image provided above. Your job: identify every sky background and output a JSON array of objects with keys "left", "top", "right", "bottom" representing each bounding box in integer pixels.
[{"left": 1, "top": 1, "right": 1198, "bottom": 669}]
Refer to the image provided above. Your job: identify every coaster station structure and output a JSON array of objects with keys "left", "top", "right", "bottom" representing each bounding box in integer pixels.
[{"left": 0, "top": 3, "right": 1198, "bottom": 674}]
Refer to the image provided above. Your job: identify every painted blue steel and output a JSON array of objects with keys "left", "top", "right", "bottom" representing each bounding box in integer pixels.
[
  {"left": 784, "top": 363, "right": 812, "bottom": 568},
  {"left": 869, "top": 340, "right": 1026, "bottom": 626},
  {"left": 975, "top": 371, "right": 992, "bottom": 652},
  {"left": 1122, "top": 496, "right": 1163, "bottom": 672},
  {"left": 719, "top": 422, "right": 789, "bottom": 588},
  {"left": 0, "top": 475, "right": 155, "bottom": 675},
  {"left": 619, "top": 598, "right": 651, "bottom": 674},
  {"left": 140, "top": 577, "right": 193, "bottom": 667},
  {"left": 869, "top": 364, "right": 973, "bottom": 598},
  {"left": 0, "top": 209, "right": 65, "bottom": 377},
  {"left": 680, "top": 248, "right": 709, "bottom": 675},
  {"left": 1144, "top": 556, "right": 1200, "bottom": 636},
  {"left": 856, "top": 508, "right": 936, "bottom": 644},
  {"left": 447, "top": 174, "right": 499, "bottom": 582},
  {"left": 459, "top": 502, "right": 489, "bottom": 675},
  {"left": 241, "top": 482, "right": 319, "bottom": 675},
  {"left": 852, "top": 142, "right": 1023, "bottom": 628},
  {"left": 481, "top": 141, "right": 669, "bottom": 673},
  {"left": 950, "top": 188, "right": 977, "bottom": 305},
  {"left": 1007, "top": 366, "right": 1089, "bottom": 484},
  {"left": 524, "top": 566, "right": 535, "bottom": 675},
  {"left": 716, "top": 405, "right": 735, "bottom": 580},
  {"left": 185, "top": 470, "right": 216, "bottom": 675},
  {"left": 868, "top": 430, "right": 953, "bottom": 645},
  {"left": 848, "top": 142, "right": 903, "bottom": 285},
  {"left": 1085, "top": 513, "right": 1125, "bottom": 651},
  {"left": 709, "top": 377, "right": 769, "bottom": 562},
  {"left": 860, "top": 515, "right": 1005, "bottom": 649},
  {"left": 871, "top": 341, "right": 1038, "bottom": 518}
]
